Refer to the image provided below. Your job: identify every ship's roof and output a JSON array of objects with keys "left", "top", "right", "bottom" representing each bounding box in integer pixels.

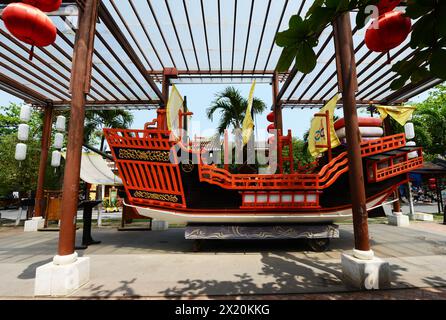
[{"left": 0, "top": 0, "right": 442, "bottom": 111}]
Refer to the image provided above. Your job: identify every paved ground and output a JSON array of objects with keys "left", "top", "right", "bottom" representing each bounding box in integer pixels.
[{"left": 0, "top": 219, "right": 445, "bottom": 299}]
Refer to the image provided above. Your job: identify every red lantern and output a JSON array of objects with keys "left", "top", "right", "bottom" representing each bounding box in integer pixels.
[
  {"left": 365, "top": 11, "right": 411, "bottom": 52},
  {"left": 266, "top": 112, "right": 275, "bottom": 122},
  {"left": 22, "top": 0, "right": 62, "bottom": 12},
  {"left": 2, "top": 3, "right": 57, "bottom": 48},
  {"left": 267, "top": 123, "right": 275, "bottom": 133},
  {"left": 377, "top": 0, "right": 400, "bottom": 15}
]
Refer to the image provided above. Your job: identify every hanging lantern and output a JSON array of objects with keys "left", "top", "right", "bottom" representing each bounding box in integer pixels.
[
  {"left": 2, "top": 3, "right": 57, "bottom": 48},
  {"left": 266, "top": 112, "right": 275, "bottom": 123},
  {"left": 267, "top": 123, "right": 275, "bottom": 133},
  {"left": 19, "top": 104, "right": 32, "bottom": 122},
  {"left": 15, "top": 143, "right": 27, "bottom": 161},
  {"left": 55, "top": 115, "right": 66, "bottom": 132},
  {"left": 377, "top": 0, "right": 400, "bottom": 15},
  {"left": 18, "top": 124, "right": 30, "bottom": 141},
  {"left": 51, "top": 150, "right": 61, "bottom": 167},
  {"left": 22, "top": 0, "right": 62, "bottom": 13},
  {"left": 267, "top": 135, "right": 276, "bottom": 145},
  {"left": 53, "top": 132, "right": 64, "bottom": 149},
  {"left": 365, "top": 11, "right": 411, "bottom": 52},
  {"left": 404, "top": 122, "right": 415, "bottom": 140}
]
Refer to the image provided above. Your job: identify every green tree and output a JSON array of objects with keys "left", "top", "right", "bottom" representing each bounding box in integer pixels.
[
  {"left": 83, "top": 109, "right": 134, "bottom": 150},
  {"left": 0, "top": 103, "right": 63, "bottom": 194},
  {"left": 275, "top": 0, "right": 446, "bottom": 91},
  {"left": 411, "top": 84, "right": 446, "bottom": 157},
  {"left": 282, "top": 138, "right": 315, "bottom": 173},
  {"left": 206, "top": 86, "right": 266, "bottom": 134}
]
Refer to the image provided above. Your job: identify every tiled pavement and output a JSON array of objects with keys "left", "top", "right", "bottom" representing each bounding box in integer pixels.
[{"left": 0, "top": 222, "right": 445, "bottom": 299}]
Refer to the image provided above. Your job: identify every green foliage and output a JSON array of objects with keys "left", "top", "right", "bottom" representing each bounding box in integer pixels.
[
  {"left": 411, "top": 84, "right": 446, "bottom": 157},
  {"left": 0, "top": 133, "right": 40, "bottom": 195},
  {"left": 0, "top": 103, "right": 134, "bottom": 196},
  {"left": 0, "top": 103, "right": 64, "bottom": 195},
  {"left": 276, "top": 0, "right": 377, "bottom": 73},
  {"left": 206, "top": 86, "right": 266, "bottom": 135},
  {"left": 282, "top": 138, "right": 315, "bottom": 174},
  {"left": 83, "top": 109, "right": 134, "bottom": 149},
  {"left": 276, "top": 0, "right": 446, "bottom": 92}
]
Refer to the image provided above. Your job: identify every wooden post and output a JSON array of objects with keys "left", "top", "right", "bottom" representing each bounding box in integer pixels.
[
  {"left": 325, "top": 110, "right": 332, "bottom": 162},
  {"left": 34, "top": 104, "right": 53, "bottom": 217},
  {"left": 58, "top": 0, "right": 98, "bottom": 256},
  {"left": 272, "top": 71, "right": 283, "bottom": 133},
  {"left": 334, "top": 13, "right": 370, "bottom": 253},
  {"left": 383, "top": 115, "right": 401, "bottom": 212}
]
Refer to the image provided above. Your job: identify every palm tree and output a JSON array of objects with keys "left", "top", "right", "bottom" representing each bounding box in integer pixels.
[
  {"left": 83, "top": 110, "right": 134, "bottom": 151},
  {"left": 206, "top": 86, "right": 266, "bottom": 134}
]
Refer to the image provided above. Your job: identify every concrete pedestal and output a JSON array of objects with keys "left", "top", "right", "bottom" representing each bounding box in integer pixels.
[
  {"left": 341, "top": 253, "right": 390, "bottom": 290},
  {"left": 413, "top": 212, "right": 434, "bottom": 221},
  {"left": 152, "top": 220, "right": 169, "bottom": 231},
  {"left": 387, "top": 212, "right": 410, "bottom": 227},
  {"left": 24, "top": 216, "right": 45, "bottom": 232},
  {"left": 34, "top": 252, "right": 90, "bottom": 296}
]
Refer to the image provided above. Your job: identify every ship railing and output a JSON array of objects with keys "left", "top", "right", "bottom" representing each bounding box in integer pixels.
[
  {"left": 198, "top": 151, "right": 349, "bottom": 191},
  {"left": 198, "top": 134, "right": 406, "bottom": 191},
  {"left": 360, "top": 133, "right": 406, "bottom": 157}
]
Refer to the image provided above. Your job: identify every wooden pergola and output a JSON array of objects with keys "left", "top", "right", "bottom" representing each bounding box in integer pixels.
[{"left": 0, "top": 0, "right": 442, "bottom": 264}]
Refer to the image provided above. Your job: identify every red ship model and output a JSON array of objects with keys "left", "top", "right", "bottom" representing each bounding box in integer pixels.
[{"left": 104, "top": 109, "right": 423, "bottom": 226}]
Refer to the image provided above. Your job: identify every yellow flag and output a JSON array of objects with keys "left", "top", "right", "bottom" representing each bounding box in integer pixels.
[
  {"left": 242, "top": 80, "right": 256, "bottom": 145},
  {"left": 308, "top": 94, "right": 341, "bottom": 157},
  {"left": 376, "top": 105, "right": 416, "bottom": 126},
  {"left": 166, "top": 84, "right": 184, "bottom": 134}
]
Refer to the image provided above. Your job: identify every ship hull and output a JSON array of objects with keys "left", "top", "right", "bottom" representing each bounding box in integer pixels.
[{"left": 126, "top": 188, "right": 394, "bottom": 224}]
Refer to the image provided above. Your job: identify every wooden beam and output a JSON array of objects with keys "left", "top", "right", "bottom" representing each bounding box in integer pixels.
[
  {"left": 98, "top": 1, "right": 164, "bottom": 104},
  {"left": 0, "top": 73, "right": 50, "bottom": 103},
  {"left": 34, "top": 104, "right": 53, "bottom": 217},
  {"left": 58, "top": 0, "right": 98, "bottom": 257}
]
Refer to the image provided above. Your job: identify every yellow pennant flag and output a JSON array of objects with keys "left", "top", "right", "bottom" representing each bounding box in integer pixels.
[
  {"left": 166, "top": 84, "right": 184, "bottom": 135},
  {"left": 308, "top": 94, "right": 341, "bottom": 157},
  {"left": 242, "top": 80, "right": 256, "bottom": 145},
  {"left": 376, "top": 105, "right": 416, "bottom": 126}
]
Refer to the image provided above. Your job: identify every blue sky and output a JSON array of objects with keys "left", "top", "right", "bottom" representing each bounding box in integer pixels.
[{"left": 0, "top": 83, "right": 432, "bottom": 141}]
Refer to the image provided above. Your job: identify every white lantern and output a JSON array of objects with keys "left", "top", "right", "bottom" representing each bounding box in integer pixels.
[
  {"left": 55, "top": 115, "right": 66, "bottom": 132},
  {"left": 15, "top": 143, "right": 27, "bottom": 161},
  {"left": 17, "top": 124, "right": 29, "bottom": 141},
  {"left": 406, "top": 141, "right": 416, "bottom": 147},
  {"left": 51, "top": 150, "right": 61, "bottom": 167},
  {"left": 404, "top": 122, "right": 415, "bottom": 140},
  {"left": 19, "top": 104, "right": 32, "bottom": 122},
  {"left": 53, "top": 132, "right": 64, "bottom": 149}
]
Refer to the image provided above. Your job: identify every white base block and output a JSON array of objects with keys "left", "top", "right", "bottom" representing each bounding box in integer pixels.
[
  {"left": 382, "top": 204, "right": 393, "bottom": 216},
  {"left": 413, "top": 212, "right": 434, "bottom": 221},
  {"left": 387, "top": 212, "right": 410, "bottom": 227},
  {"left": 341, "top": 253, "right": 390, "bottom": 290},
  {"left": 24, "top": 217, "right": 45, "bottom": 232},
  {"left": 151, "top": 220, "right": 169, "bottom": 231},
  {"left": 34, "top": 257, "right": 90, "bottom": 296}
]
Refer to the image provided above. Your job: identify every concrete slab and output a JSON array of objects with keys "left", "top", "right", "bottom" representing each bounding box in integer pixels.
[
  {"left": 413, "top": 213, "right": 434, "bottom": 222},
  {"left": 0, "top": 223, "right": 444, "bottom": 298},
  {"left": 387, "top": 213, "right": 410, "bottom": 227}
]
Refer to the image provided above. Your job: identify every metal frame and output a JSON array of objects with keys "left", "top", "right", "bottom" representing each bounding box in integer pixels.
[{"left": 1, "top": 0, "right": 440, "bottom": 110}]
